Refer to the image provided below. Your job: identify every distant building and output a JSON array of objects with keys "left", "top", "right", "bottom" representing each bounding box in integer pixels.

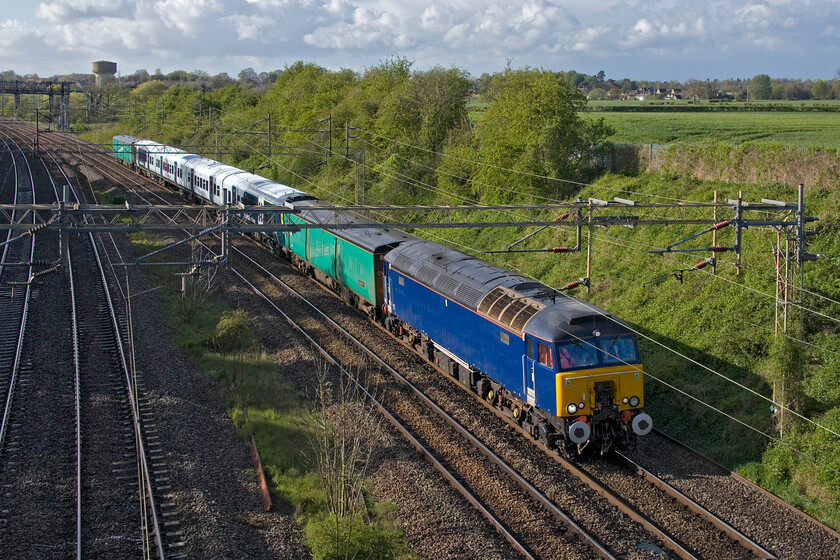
[{"left": 92, "top": 60, "right": 117, "bottom": 86}]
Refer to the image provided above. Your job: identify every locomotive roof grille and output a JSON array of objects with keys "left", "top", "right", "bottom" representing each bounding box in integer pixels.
[
  {"left": 454, "top": 285, "right": 483, "bottom": 308},
  {"left": 477, "top": 286, "right": 546, "bottom": 335},
  {"left": 416, "top": 265, "right": 439, "bottom": 286},
  {"left": 393, "top": 254, "right": 415, "bottom": 270}
]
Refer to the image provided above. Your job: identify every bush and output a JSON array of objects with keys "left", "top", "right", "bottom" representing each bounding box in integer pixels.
[
  {"left": 206, "top": 309, "right": 254, "bottom": 352},
  {"left": 304, "top": 511, "right": 407, "bottom": 560}
]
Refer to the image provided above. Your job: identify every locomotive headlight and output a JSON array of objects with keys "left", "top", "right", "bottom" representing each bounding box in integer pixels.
[
  {"left": 629, "top": 396, "right": 640, "bottom": 407},
  {"left": 622, "top": 397, "right": 629, "bottom": 404},
  {"left": 578, "top": 402, "right": 586, "bottom": 410},
  {"left": 593, "top": 329, "right": 601, "bottom": 337},
  {"left": 567, "top": 403, "right": 578, "bottom": 415}
]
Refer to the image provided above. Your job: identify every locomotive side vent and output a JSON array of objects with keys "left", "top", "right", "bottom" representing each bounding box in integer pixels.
[
  {"left": 488, "top": 292, "right": 514, "bottom": 318},
  {"left": 500, "top": 299, "right": 527, "bottom": 325},
  {"left": 510, "top": 305, "right": 541, "bottom": 332},
  {"left": 477, "top": 288, "right": 503, "bottom": 314}
]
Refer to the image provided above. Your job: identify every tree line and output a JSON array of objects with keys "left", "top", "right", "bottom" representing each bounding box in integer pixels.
[
  {"left": 97, "top": 59, "right": 611, "bottom": 207},
  {"left": 4, "top": 66, "right": 840, "bottom": 101}
]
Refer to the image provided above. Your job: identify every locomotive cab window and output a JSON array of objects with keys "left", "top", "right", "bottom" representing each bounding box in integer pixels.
[
  {"left": 597, "top": 335, "right": 639, "bottom": 365},
  {"left": 558, "top": 340, "right": 599, "bottom": 370},
  {"left": 537, "top": 342, "right": 553, "bottom": 368}
]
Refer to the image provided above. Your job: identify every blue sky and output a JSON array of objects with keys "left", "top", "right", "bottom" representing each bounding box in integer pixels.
[{"left": 1, "top": 0, "right": 839, "bottom": 81}]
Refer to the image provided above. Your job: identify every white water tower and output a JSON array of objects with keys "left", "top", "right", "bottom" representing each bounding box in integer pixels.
[{"left": 92, "top": 60, "right": 117, "bottom": 86}]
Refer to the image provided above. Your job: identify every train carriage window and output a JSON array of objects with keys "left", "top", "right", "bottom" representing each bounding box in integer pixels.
[
  {"left": 526, "top": 337, "right": 534, "bottom": 359},
  {"left": 537, "top": 342, "right": 553, "bottom": 368}
]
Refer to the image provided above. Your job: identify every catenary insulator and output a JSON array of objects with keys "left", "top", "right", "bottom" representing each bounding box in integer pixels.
[{"left": 712, "top": 220, "right": 731, "bottom": 230}]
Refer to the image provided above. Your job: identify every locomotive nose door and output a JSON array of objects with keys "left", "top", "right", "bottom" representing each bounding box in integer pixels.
[{"left": 523, "top": 335, "right": 537, "bottom": 405}]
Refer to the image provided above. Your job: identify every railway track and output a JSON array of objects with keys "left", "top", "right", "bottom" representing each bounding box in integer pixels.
[
  {"left": 12, "top": 121, "right": 840, "bottom": 559},
  {"left": 0, "top": 125, "right": 77, "bottom": 557},
  {"left": 0, "top": 131, "right": 35, "bottom": 456},
  {"left": 0, "top": 122, "right": 180, "bottom": 559}
]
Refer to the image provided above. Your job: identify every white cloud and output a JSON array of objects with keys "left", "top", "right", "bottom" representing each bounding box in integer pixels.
[
  {"left": 0, "top": 20, "right": 45, "bottom": 52},
  {"left": 224, "top": 13, "right": 278, "bottom": 40},
  {"left": 36, "top": 0, "right": 129, "bottom": 23},
  {"left": 153, "top": 0, "right": 224, "bottom": 37},
  {"left": 2, "top": 0, "right": 840, "bottom": 80}
]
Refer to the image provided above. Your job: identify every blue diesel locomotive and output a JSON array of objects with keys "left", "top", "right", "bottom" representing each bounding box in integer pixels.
[{"left": 112, "top": 135, "right": 652, "bottom": 457}]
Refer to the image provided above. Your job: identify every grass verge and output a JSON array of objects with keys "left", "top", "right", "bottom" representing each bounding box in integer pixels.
[{"left": 124, "top": 232, "right": 411, "bottom": 559}]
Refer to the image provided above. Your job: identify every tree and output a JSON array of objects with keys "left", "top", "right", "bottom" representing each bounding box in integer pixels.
[
  {"left": 238, "top": 67, "right": 258, "bottom": 83},
  {"left": 471, "top": 68, "right": 612, "bottom": 203},
  {"left": 130, "top": 80, "right": 167, "bottom": 104},
  {"left": 210, "top": 72, "right": 235, "bottom": 89},
  {"left": 751, "top": 73, "right": 772, "bottom": 99},
  {"left": 588, "top": 88, "right": 607, "bottom": 100},
  {"left": 811, "top": 80, "right": 830, "bottom": 100},
  {"left": 406, "top": 66, "right": 472, "bottom": 152},
  {"left": 307, "top": 361, "right": 389, "bottom": 559}
]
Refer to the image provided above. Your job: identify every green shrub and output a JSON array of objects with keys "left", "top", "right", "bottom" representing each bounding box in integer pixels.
[{"left": 304, "top": 511, "right": 407, "bottom": 560}]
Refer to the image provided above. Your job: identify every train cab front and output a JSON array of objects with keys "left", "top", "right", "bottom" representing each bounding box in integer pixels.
[{"left": 554, "top": 333, "right": 653, "bottom": 457}]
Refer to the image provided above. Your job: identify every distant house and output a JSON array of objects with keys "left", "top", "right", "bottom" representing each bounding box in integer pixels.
[
  {"left": 665, "top": 88, "right": 682, "bottom": 99},
  {"left": 627, "top": 88, "right": 653, "bottom": 101}
]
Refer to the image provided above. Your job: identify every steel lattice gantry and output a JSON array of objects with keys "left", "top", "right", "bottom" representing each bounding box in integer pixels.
[{"left": 0, "top": 81, "right": 73, "bottom": 131}]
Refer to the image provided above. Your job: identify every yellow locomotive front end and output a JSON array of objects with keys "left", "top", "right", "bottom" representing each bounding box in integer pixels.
[{"left": 552, "top": 334, "right": 652, "bottom": 455}]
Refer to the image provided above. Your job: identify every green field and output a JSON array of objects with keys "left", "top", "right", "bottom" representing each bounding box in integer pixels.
[
  {"left": 584, "top": 111, "right": 840, "bottom": 149},
  {"left": 468, "top": 97, "right": 840, "bottom": 149}
]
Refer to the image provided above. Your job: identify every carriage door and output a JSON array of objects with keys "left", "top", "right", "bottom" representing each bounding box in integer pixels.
[{"left": 523, "top": 335, "right": 537, "bottom": 405}]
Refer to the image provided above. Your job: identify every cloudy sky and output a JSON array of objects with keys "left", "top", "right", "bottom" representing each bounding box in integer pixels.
[{"left": 2, "top": 0, "right": 839, "bottom": 81}]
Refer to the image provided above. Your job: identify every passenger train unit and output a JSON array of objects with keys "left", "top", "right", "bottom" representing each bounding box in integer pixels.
[{"left": 112, "top": 135, "right": 653, "bottom": 458}]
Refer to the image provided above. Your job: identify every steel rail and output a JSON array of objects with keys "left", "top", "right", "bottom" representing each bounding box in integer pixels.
[
  {"left": 614, "top": 450, "right": 776, "bottom": 560},
  {"left": 0, "top": 131, "right": 36, "bottom": 457},
  {"left": 67, "top": 243, "right": 82, "bottom": 560},
  {"left": 25, "top": 126, "right": 167, "bottom": 560}
]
